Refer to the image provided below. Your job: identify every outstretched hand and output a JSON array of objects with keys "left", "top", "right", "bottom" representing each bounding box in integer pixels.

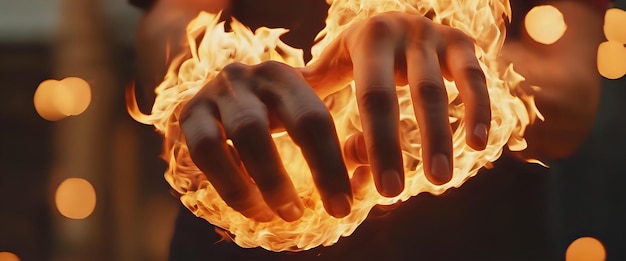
[
  {"left": 181, "top": 12, "right": 491, "bottom": 222},
  {"left": 180, "top": 61, "right": 352, "bottom": 222},
  {"left": 303, "top": 12, "right": 491, "bottom": 194}
]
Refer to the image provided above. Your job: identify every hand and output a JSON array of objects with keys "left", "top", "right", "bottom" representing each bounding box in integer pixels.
[
  {"left": 180, "top": 61, "right": 352, "bottom": 222},
  {"left": 303, "top": 12, "right": 491, "bottom": 195}
]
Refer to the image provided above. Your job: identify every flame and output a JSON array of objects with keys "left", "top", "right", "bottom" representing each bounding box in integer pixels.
[{"left": 128, "top": 0, "right": 538, "bottom": 251}]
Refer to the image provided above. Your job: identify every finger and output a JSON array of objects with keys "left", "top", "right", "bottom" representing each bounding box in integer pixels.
[
  {"left": 351, "top": 166, "right": 373, "bottom": 200},
  {"left": 351, "top": 17, "right": 404, "bottom": 198},
  {"left": 216, "top": 85, "right": 304, "bottom": 222},
  {"left": 443, "top": 29, "right": 491, "bottom": 150},
  {"left": 180, "top": 101, "right": 275, "bottom": 222},
  {"left": 344, "top": 132, "right": 369, "bottom": 166},
  {"left": 254, "top": 61, "right": 352, "bottom": 218},
  {"left": 406, "top": 41, "right": 453, "bottom": 185}
]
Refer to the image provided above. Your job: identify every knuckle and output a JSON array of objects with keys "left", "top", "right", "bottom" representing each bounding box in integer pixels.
[
  {"left": 359, "top": 85, "right": 397, "bottom": 113},
  {"left": 221, "top": 62, "right": 249, "bottom": 77},
  {"left": 446, "top": 27, "right": 473, "bottom": 45},
  {"left": 227, "top": 109, "right": 268, "bottom": 140},
  {"left": 219, "top": 184, "right": 253, "bottom": 207},
  {"left": 408, "top": 16, "right": 436, "bottom": 41},
  {"left": 253, "top": 61, "right": 291, "bottom": 79},
  {"left": 294, "top": 109, "right": 333, "bottom": 130},
  {"left": 291, "top": 108, "right": 334, "bottom": 143},
  {"left": 464, "top": 66, "right": 487, "bottom": 85},
  {"left": 186, "top": 135, "right": 223, "bottom": 168},
  {"left": 363, "top": 16, "right": 396, "bottom": 39},
  {"left": 191, "top": 133, "right": 222, "bottom": 151},
  {"left": 259, "top": 60, "right": 287, "bottom": 71},
  {"left": 411, "top": 14, "right": 435, "bottom": 30},
  {"left": 416, "top": 80, "right": 446, "bottom": 101},
  {"left": 460, "top": 66, "right": 490, "bottom": 111},
  {"left": 179, "top": 100, "right": 199, "bottom": 123}
]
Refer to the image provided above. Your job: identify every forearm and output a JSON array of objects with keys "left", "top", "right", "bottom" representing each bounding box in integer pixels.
[{"left": 501, "top": 1, "right": 604, "bottom": 160}]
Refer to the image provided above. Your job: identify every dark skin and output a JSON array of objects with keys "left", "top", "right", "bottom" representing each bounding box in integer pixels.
[{"left": 136, "top": 0, "right": 602, "bottom": 221}]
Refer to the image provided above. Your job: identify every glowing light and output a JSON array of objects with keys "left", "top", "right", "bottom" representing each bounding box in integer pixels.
[
  {"left": 598, "top": 41, "right": 626, "bottom": 79},
  {"left": 33, "top": 77, "right": 91, "bottom": 121},
  {"left": 598, "top": 8, "right": 626, "bottom": 80},
  {"left": 0, "top": 252, "right": 20, "bottom": 261},
  {"left": 565, "top": 237, "right": 606, "bottom": 261},
  {"left": 604, "top": 8, "right": 626, "bottom": 44},
  {"left": 34, "top": 80, "right": 70, "bottom": 121},
  {"left": 55, "top": 178, "right": 97, "bottom": 219},
  {"left": 524, "top": 5, "right": 567, "bottom": 45},
  {"left": 128, "top": 0, "right": 537, "bottom": 251},
  {"left": 59, "top": 77, "right": 91, "bottom": 116}
]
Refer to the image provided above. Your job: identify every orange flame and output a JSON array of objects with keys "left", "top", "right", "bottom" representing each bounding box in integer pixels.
[{"left": 128, "top": 0, "right": 539, "bottom": 251}]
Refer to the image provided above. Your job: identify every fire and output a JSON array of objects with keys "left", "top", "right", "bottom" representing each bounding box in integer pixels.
[{"left": 128, "top": 0, "right": 538, "bottom": 251}]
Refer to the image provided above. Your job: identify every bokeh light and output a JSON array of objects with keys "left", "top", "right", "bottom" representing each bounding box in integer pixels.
[
  {"left": 55, "top": 178, "right": 97, "bottom": 219},
  {"left": 59, "top": 77, "right": 91, "bottom": 116},
  {"left": 604, "top": 8, "right": 626, "bottom": 44},
  {"left": 33, "top": 80, "right": 69, "bottom": 121},
  {"left": 598, "top": 41, "right": 626, "bottom": 79},
  {"left": 33, "top": 77, "right": 91, "bottom": 121},
  {"left": 524, "top": 5, "right": 567, "bottom": 45},
  {"left": 565, "top": 237, "right": 606, "bottom": 261},
  {"left": 598, "top": 8, "right": 626, "bottom": 80},
  {"left": 0, "top": 252, "right": 20, "bottom": 261}
]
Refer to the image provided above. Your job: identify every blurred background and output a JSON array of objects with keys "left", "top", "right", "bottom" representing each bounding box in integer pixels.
[
  {"left": 0, "top": 0, "right": 624, "bottom": 260},
  {"left": 0, "top": 1, "right": 178, "bottom": 260}
]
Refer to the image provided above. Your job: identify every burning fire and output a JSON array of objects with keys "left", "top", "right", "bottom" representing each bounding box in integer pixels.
[{"left": 128, "top": 0, "right": 539, "bottom": 251}]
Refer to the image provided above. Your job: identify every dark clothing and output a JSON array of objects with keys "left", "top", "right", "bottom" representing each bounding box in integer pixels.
[{"left": 169, "top": 154, "right": 553, "bottom": 260}]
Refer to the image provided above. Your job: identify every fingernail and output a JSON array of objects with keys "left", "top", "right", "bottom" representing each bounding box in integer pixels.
[
  {"left": 430, "top": 154, "right": 451, "bottom": 185},
  {"left": 473, "top": 123, "right": 488, "bottom": 148},
  {"left": 276, "top": 202, "right": 303, "bottom": 222},
  {"left": 327, "top": 194, "right": 351, "bottom": 218},
  {"left": 381, "top": 170, "right": 403, "bottom": 197}
]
